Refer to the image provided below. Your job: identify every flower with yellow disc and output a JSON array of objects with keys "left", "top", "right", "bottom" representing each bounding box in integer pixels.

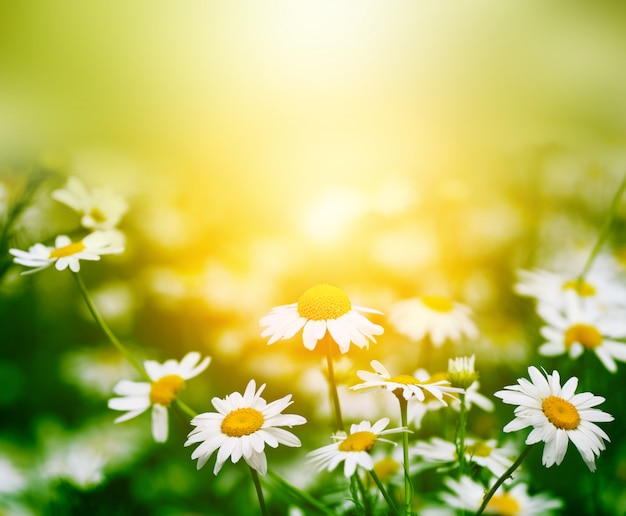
[
  {"left": 108, "top": 351, "right": 211, "bottom": 442},
  {"left": 260, "top": 284, "right": 383, "bottom": 353},
  {"left": 185, "top": 380, "right": 306, "bottom": 475},
  {"left": 495, "top": 366, "right": 613, "bottom": 471}
]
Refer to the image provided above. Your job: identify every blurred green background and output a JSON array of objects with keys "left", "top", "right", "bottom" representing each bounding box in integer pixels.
[{"left": 2, "top": 1, "right": 626, "bottom": 515}]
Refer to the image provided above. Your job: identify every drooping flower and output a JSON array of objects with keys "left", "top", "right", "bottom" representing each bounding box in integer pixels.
[
  {"left": 108, "top": 352, "right": 211, "bottom": 442},
  {"left": 351, "top": 360, "right": 462, "bottom": 403},
  {"left": 307, "top": 418, "right": 407, "bottom": 478},
  {"left": 185, "top": 380, "right": 306, "bottom": 475},
  {"left": 494, "top": 366, "right": 613, "bottom": 471},
  {"left": 52, "top": 176, "right": 128, "bottom": 230},
  {"left": 538, "top": 295, "right": 626, "bottom": 373},
  {"left": 10, "top": 230, "right": 125, "bottom": 274},
  {"left": 412, "top": 437, "right": 516, "bottom": 479},
  {"left": 388, "top": 295, "right": 478, "bottom": 347},
  {"left": 260, "top": 284, "right": 383, "bottom": 353},
  {"left": 439, "top": 475, "right": 563, "bottom": 515}
]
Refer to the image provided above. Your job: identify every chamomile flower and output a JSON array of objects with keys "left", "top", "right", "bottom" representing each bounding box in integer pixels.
[
  {"left": 307, "top": 418, "right": 407, "bottom": 478},
  {"left": 52, "top": 176, "right": 128, "bottom": 230},
  {"left": 412, "top": 437, "right": 516, "bottom": 479},
  {"left": 185, "top": 380, "right": 306, "bottom": 475},
  {"left": 514, "top": 266, "right": 626, "bottom": 314},
  {"left": 10, "top": 230, "right": 125, "bottom": 274},
  {"left": 538, "top": 295, "right": 626, "bottom": 373},
  {"left": 260, "top": 284, "right": 383, "bottom": 353},
  {"left": 351, "top": 360, "right": 462, "bottom": 403},
  {"left": 108, "top": 352, "right": 211, "bottom": 442},
  {"left": 440, "top": 475, "right": 563, "bottom": 515},
  {"left": 388, "top": 295, "right": 478, "bottom": 346},
  {"left": 495, "top": 366, "right": 613, "bottom": 472}
]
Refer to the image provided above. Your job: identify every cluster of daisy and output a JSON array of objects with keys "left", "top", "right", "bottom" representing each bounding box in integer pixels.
[
  {"left": 7, "top": 175, "right": 620, "bottom": 515},
  {"left": 9, "top": 176, "right": 127, "bottom": 273},
  {"left": 515, "top": 264, "right": 626, "bottom": 372}
]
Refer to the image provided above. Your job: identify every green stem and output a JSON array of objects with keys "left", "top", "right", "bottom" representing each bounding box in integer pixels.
[
  {"left": 397, "top": 395, "right": 413, "bottom": 515},
  {"left": 579, "top": 173, "right": 626, "bottom": 279},
  {"left": 324, "top": 334, "right": 344, "bottom": 431},
  {"left": 369, "top": 469, "right": 400, "bottom": 516},
  {"left": 354, "top": 473, "right": 372, "bottom": 516},
  {"left": 265, "top": 471, "right": 332, "bottom": 515},
  {"left": 249, "top": 466, "right": 269, "bottom": 516},
  {"left": 74, "top": 271, "right": 150, "bottom": 381},
  {"left": 475, "top": 444, "right": 535, "bottom": 516},
  {"left": 457, "top": 392, "right": 467, "bottom": 478},
  {"left": 175, "top": 399, "right": 198, "bottom": 420}
]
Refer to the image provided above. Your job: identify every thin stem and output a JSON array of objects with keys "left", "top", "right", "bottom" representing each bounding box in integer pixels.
[
  {"left": 74, "top": 271, "right": 150, "bottom": 381},
  {"left": 354, "top": 473, "right": 372, "bottom": 516},
  {"left": 397, "top": 395, "right": 413, "bottom": 516},
  {"left": 579, "top": 173, "right": 626, "bottom": 279},
  {"left": 457, "top": 392, "right": 467, "bottom": 478},
  {"left": 249, "top": 466, "right": 269, "bottom": 516},
  {"left": 369, "top": 469, "right": 400, "bottom": 516},
  {"left": 175, "top": 399, "right": 198, "bottom": 420},
  {"left": 265, "top": 471, "right": 333, "bottom": 515},
  {"left": 475, "top": 444, "right": 535, "bottom": 516},
  {"left": 324, "top": 334, "right": 344, "bottom": 431}
]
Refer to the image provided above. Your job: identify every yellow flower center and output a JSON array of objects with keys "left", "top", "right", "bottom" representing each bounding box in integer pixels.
[
  {"left": 297, "top": 284, "right": 352, "bottom": 321},
  {"left": 542, "top": 395, "right": 580, "bottom": 430},
  {"left": 421, "top": 295, "right": 454, "bottom": 313},
  {"left": 49, "top": 241, "right": 86, "bottom": 259},
  {"left": 150, "top": 374, "right": 186, "bottom": 405},
  {"left": 465, "top": 441, "right": 492, "bottom": 458},
  {"left": 89, "top": 207, "right": 108, "bottom": 224},
  {"left": 373, "top": 457, "right": 400, "bottom": 483},
  {"left": 562, "top": 278, "right": 596, "bottom": 297},
  {"left": 487, "top": 492, "right": 521, "bottom": 516},
  {"left": 338, "top": 431, "right": 377, "bottom": 452},
  {"left": 389, "top": 374, "right": 420, "bottom": 385},
  {"left": 221, "top": 408, "right": 265, "bottom": 437},
  {"left": 564, "top": 323, "right": 602, "bottom": 350}
]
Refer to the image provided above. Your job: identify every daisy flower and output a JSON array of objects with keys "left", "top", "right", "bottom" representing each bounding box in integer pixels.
[
  {"left": 185, "top": 380, "right": 306, "bottom": 475},
  {"left": 440, "top": 475, "right": 563, "bottom": 515},
  {"left": 514, "top": 266, "right": 626, "bottom": 315},
  {"left": 108, "top": 351, "right": 211, "bottom": 442},
  {"left": 494, "top": 366, "right": 613, "bottom": 471},
  {"left": 307, "top": 418, "right": 407, "bottom": 478},
  {"left": 388, "top": 295, "right": 478, "bottom": 347},
  {"left": 351, "top": 360, "right": 462, "bottom": 403},
  {"left": 448, "top": 355, "right": 479, "bottom": 389},
  {"left": 52, "top": 176, "right": 128, "bottom": 230},
  {"left": 538, "top": 295, "right": 626, "bottom": 373},
  {"left": 10, "top": 230, "right": 125, "bottom": 274},
  {"left": 412, "top": 437, "right": 516, "bottom": 479},
  {"left": 260, "top": 284, "right": 383, "bottom": 353}
]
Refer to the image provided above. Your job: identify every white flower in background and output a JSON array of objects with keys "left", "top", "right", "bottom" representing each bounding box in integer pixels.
[
  {"left": 0, "top": 456, "right": 27, "bottom": 494},
  {"left": 515, "top": 266, "right": 626, "bottom": 314},
  {"left": 10, "top": 230, "right": 125, "bottom": 274},
  {"left": 412, "top": 437, "right": 516, "bottom": 479},
  {"left": 451, "top": 380, "right": 495, "bottom": 412},
  {"left": 538, "top": 295, "right": 626, "bottom": 373},
  {"left": 440, "top": 476, "right": 563, "bottom": 515},
  {"left": 52, "top": 176, "right": 128, "bottom": 230},
  {"left": 307, "top": 418, "right": 407, "bottom": 478},
  {"left": 495, "top": 366, "right": 613, "bottom": 472},
  {"left": 260, "top": 284, "right": 383, "bottom": 354},
  {"left": 388, "top": 295, "right": 478, "bottom": 346},
  {"left": 185, "top": 380, "right": 306, "bottom": 475},
  {"left": 351, "top": 360, "right": 462, "bottom": 403},
  {"left": 108, "top": 352, "right": 211, "bottom": 442},
  {"left": 41, "top": 442, "right": 106, "bottom": 490}
]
